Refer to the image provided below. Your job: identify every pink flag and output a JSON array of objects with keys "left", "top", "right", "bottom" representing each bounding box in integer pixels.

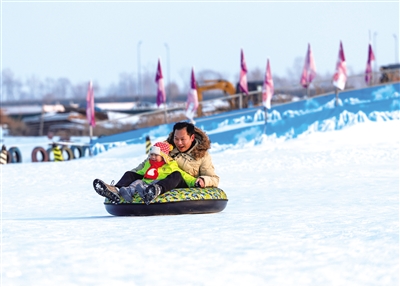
[
  {"left": 332, "top": 41, "right": 347, "bottom": 90},
  {"left": 300, "top": 43, "right": 317, "bottom": 88},
  {"left": 86, "top": 81, "right": 96, "bottom": 127},
  {"left": 365, "top": 43, "right": 375, "bottom": 84},
  {"left": 262, "top": 59, "right": 274, "bottom": 109},
  {"left": 155, "top": 58, "right": 166, "bottom": 107},
  {"left": 239, "top": 49, "right": 249, "bottom": 95},
  {"left": 186, "top": 67, "right": 199, "bottom": 117}
]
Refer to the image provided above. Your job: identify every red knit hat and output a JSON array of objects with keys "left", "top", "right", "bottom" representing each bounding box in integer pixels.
[{"left": 149, "top": 142, "right": 172, "bottom": 162}]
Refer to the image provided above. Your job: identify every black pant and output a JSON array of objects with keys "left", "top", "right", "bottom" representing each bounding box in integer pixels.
[
  {"left": 157, "top": 171, "right": 189, "bottom": 193},
  {"left": 115, "top": 171, "right": 189, "bottom": 194},
  {"left": 115, "top": 171, "right": 143, "bottom": 188}
]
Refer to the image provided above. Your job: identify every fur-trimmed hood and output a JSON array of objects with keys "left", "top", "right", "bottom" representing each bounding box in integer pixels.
[{"left": 166, "top": 127, "right": 211, "bottom": 160}]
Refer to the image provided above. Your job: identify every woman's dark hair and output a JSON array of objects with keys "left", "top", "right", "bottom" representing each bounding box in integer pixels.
[{"left": 173, "top": 122, "right": 195, "bottom": 136}]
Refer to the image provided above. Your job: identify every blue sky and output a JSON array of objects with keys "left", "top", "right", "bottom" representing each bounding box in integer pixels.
[{"left": 1, "top": 1, "right": 399, "bottom": 91}]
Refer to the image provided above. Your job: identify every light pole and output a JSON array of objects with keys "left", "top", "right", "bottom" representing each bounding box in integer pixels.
[
  {"left": 373, "top": 31, "right": 378, "bottom": 72},
  {"left": 137, "top": 41, "right": 142, "bottom": 95},
  {"left": 394, "top": 34, "right": 399, "bottom": 63},
  {"left": 164, "top": 43, "right": 171, "bottom": 102}
]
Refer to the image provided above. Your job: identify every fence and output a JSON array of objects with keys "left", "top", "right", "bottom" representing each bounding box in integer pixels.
[{"left": 95, "top": 69, "right": 400, "bottom": 129}]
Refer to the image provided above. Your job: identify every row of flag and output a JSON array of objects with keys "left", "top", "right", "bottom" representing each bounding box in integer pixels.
[
  {"left": 300, "top": 41, "right": 375, "bottom": 90},
  {"left": 86, "top": 41, "right": 376, "bottom": 127}
]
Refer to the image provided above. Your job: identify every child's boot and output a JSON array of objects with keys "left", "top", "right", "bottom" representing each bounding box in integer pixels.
[
  {"left": 135, "top": 181, "right": 148, "bottom": 201},
  {"left": 118, "top": 186, "right": 135, "bottom": 202}
]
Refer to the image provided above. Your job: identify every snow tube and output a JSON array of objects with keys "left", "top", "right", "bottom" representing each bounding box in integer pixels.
[
  {"left": 61, "top": 146, "right": 74, "bottom": 160},
  {"left": 31, "top": 147, "right": 49, "bottom": 162},
  {"left": 70, "top": 145, "right": 87, "bottom": 158},
  {"left": 8, "top": 147, "right": 22, "bottom": 163},
  {"left": 104, "top": 187, "right": 228, "bottom": 216}
]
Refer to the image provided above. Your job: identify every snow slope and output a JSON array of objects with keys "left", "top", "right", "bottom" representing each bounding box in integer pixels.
[
  {"left": 1, "top": 119, "right": 399, "bottom": 286},
  {"left": 91, "top": 83, "right": 399, "bottom": 154}
]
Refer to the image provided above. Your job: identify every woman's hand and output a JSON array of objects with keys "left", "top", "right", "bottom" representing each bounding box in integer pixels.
[{"left": 195, "top": 177, "right": 205, "bottom": 187}]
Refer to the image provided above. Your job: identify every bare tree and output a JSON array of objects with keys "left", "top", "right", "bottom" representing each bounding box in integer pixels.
[
  {"left": 117, "top": 72, "right": 136, "bottom": 97},
  {"left": 197, "top": 69, "right": 224, "bottom": 82},
  {"left": 285, "top": 56, "right": 304, "bottom": 84},
  {"left": 166, "top": 81, "right": 180, "bottom": 102},
  {"left": 2, "top": 69, "right": 20, "bottom": 101},
  {"left": 141, "top": 65, "right": 156, "bottom": 97},
  {"left": 248, "top": 67, "right": 263, "bottom": 82},
  {"left": 54, "top": 78, "right": 72, "bottom": 99},
  {"left": 26, "top": 75, "right": 43, "bottom": 100},
  {"left": 273, "top": 75, "right": 293, "bottom": 89},
  {"left": 71, "top": 82, "right": 88, "bottom": 101}
]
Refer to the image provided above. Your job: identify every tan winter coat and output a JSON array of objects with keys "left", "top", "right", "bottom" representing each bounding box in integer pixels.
[
  {"left": 131, "top": 127, "right": 219, "bottom": 187},
  {"left": 166, "top": 127, "right": 219, "bottom": 187}
]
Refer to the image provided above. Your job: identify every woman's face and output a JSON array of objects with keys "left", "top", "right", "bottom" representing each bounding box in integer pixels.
[{"left": 173, "top": 128, "right": 195, "bottom": 152}]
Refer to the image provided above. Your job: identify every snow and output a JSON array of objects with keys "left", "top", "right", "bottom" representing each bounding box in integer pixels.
[
  {"left": 2, "top": 85, "right": 400, "bottom": 285},
  {"left": 1, "top": 117, "right": 399, "bottom": 286}
]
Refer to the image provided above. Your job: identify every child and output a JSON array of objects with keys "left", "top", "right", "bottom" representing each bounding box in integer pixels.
[{"left": 94, "top": 142, "right": 197, "bottom": 205}]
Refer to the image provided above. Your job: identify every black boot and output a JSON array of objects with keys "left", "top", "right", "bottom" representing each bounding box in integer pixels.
[
  {"left": 143, "top": 184, "right": 162, "bottom": 205},
  {"left": 93, "top": 179, "right": 121, "bottom": 203}
]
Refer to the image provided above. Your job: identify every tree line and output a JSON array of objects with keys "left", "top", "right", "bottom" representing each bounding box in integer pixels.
[{"left": 2, "top": 58, "right": 370, "bottom": 104}]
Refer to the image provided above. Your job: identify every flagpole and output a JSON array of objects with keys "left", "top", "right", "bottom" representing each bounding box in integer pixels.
[
  {"left": 262, "top": 58, "right": 274, "bottom": 135},
  {"left": 155, "top": 57, "right": 167, "bottom": 123},
  {"left": 89, "top": 126, "right": 93, "bottom": 140},
  {"left": 86, "top": 80, "right": 95, "bottom": 156},
  {"left": 88, "top": 125, "right": 93, "bottom": 156},
  {"left": 263, "top": 106, "right": 268, "bottom": 135},
  {"left": 163, "top": 104, "right": 167, "bottom": 124},
  {"left": 88, "top": 126, "right": 93, "bottom": 157},
  {"left": 335, "top": 87, "right": 339, "bottom": 107}
]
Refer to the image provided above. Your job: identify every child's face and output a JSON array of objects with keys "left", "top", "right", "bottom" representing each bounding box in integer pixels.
[{"left": 149, "top": 153, "right": 164, "bottom": 162}]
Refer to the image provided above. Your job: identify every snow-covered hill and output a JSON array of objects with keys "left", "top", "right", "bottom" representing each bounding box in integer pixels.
[{"left": 1, "top": 84, "right": 399, "bottom": 285}]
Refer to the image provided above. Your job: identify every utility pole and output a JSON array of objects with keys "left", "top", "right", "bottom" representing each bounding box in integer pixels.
[
  {"left": 373, "top": 32, "right": 378, "bottom": 72},
  {"left": 394, "top": 34, "right": 399, "bottom": 63},
  {"left": 137, "top": 41, "right": 142, "bottom": 95},
  {"left": 164, "top": 43, "right": 171, "bottom": 101}
]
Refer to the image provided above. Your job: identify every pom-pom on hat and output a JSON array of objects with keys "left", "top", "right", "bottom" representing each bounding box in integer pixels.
[{"left": 149, "top": 142, "right": 172, "bottom": 163}]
